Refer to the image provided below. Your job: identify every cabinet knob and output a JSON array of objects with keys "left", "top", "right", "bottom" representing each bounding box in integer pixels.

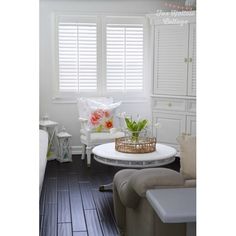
[
  {"left": 168, "top": 102, "right": 172, "bottom": 107},
  {"left": 184, "top": 58, "right": 188, "bottom": 63},
  {"left": 189, "top": 58, "right": 193, "bottom": 62}
]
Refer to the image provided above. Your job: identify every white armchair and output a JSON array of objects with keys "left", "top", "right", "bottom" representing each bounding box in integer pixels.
[{"left": 78, "top": 97, "right": 125, "bottom": 167}]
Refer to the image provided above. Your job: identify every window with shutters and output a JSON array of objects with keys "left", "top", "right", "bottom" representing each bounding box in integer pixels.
[
  {"left": 57, "top": 16, "right": 97, "bottom": 92},
  {"left": 55, "top": 15, "right": 146, "bottom": 98},
  {"left": 106, "top": 22, "right": 144, "bottom": 92}
]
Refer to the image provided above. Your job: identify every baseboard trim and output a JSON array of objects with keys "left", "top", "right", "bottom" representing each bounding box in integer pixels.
[{"left": 71, "top": 145, "right": 83, "bottom": 155}]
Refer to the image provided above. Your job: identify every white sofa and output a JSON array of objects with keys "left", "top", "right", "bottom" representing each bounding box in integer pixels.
[{"left": 39, "top": 129, "right": 48, "bottom": 194}]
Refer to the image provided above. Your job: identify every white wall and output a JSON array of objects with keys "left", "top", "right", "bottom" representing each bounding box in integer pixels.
[{"left": 40, "top": 0, "right": 161, "bottom": 152}]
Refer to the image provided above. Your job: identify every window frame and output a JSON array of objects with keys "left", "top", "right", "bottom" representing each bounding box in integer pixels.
[{"left": 52, "top": 13, "right": 149, "bottom": 102}]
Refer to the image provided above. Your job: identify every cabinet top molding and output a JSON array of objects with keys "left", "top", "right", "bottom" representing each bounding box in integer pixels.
[{"left": 147, "top": 11, "right": 196, "bottom": 25}]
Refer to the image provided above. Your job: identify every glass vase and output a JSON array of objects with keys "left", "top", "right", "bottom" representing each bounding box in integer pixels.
[{"left": 125, "top": 128, "right": 149, "bottom": 143}]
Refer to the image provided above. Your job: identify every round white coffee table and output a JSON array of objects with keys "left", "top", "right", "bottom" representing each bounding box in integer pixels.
[{"left": 92, "top": 142, "right": 177, "bottom": 191}]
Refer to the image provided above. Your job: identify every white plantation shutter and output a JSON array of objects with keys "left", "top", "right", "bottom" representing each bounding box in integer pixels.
[
  {"left": 106, "top": 23, "right": 144, "bottom": 91},
  {"left": 58, "top": 21, "right": 97, "bottom": 92}
]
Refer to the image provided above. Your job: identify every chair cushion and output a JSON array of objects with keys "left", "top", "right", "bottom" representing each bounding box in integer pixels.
[
  {"left": 81, "top": 131, "right": 124, "bottom": 142},
  {"left": 177, "top": 134, "right": 196, "bottom": 179}
]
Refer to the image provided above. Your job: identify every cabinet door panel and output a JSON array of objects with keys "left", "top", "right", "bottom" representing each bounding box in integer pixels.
[
  {"left": 154, "top": 24, "right": 189, "bottom": 95},
  {"left": 188, "top": 23, "right": 196, "bottom": 96},
  {"left": 153, "top": 112, "right": 186, "bottom": 145},
  {"left": 186, "top": 115, "right": 196, "bottom": 136}
]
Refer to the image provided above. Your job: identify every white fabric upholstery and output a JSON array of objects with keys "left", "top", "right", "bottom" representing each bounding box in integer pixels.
[{"left": 39, "top": 129, "right": 48, "bottom": 194}]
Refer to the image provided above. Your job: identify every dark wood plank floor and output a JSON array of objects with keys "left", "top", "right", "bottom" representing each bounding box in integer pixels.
[{"left": 40, "top": 155, "right": 180, "bottom": 236}]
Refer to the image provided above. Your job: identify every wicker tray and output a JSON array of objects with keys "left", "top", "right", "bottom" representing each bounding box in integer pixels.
[{"left": 115, "top": 137, "right": 156, "bottom": 154}]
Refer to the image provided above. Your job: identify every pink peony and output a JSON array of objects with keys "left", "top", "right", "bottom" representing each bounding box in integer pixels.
[{"left": 90, "top": 115, "right": 99, "bottom": 125}]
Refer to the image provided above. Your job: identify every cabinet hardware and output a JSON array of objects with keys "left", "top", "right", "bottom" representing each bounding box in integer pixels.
[
  {"left": 168, "top": 103, "right": 172, "bottom": 107},
  {"left": 189, "top": 58, "right": 192, "bottom": 62},
  {"left": 184, "top": 58, "right": 188, "bottom": 63}
]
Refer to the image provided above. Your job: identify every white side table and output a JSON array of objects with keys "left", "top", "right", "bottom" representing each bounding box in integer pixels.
[
  {"left": 56, "top": 128, "right": 72, "bottom": 163},
  {"left": 39, "top": 119, "right": 58, "bottom": 160},
  {"left": 93, "top": 142, "right": 177, "bottom": 168},
  {"left": 146, "top": 188, "right": 196, "bottom": 236},
  {"left": 92, "top": 142, "right": 177, "bottom": 191}
]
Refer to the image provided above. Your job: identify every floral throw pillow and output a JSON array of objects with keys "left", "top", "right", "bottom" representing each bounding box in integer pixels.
[
  {"left": 89, "top": 109, "right": 113, "bottom": 132},
  {"left": 87, "top": 101, "right": 121, "bottom": 132}
]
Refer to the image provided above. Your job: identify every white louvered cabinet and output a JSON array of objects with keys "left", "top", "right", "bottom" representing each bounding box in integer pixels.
[
  {"left": 154, "top": 23, "right": 196, "bottom": 96},
  {"left": 148, "top": 12, "right": 196, "bottom": 150}
]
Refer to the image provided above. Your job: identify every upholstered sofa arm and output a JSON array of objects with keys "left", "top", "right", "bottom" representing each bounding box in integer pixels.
[
  {"left": 113, "top": 168, "right": 185, "bottom": 209},
  {"left": 130, "top": 168, "right": 185, "bottom": 197},
  {"left": 113, "top": 169, "right": 139, "bottom": 208}
]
